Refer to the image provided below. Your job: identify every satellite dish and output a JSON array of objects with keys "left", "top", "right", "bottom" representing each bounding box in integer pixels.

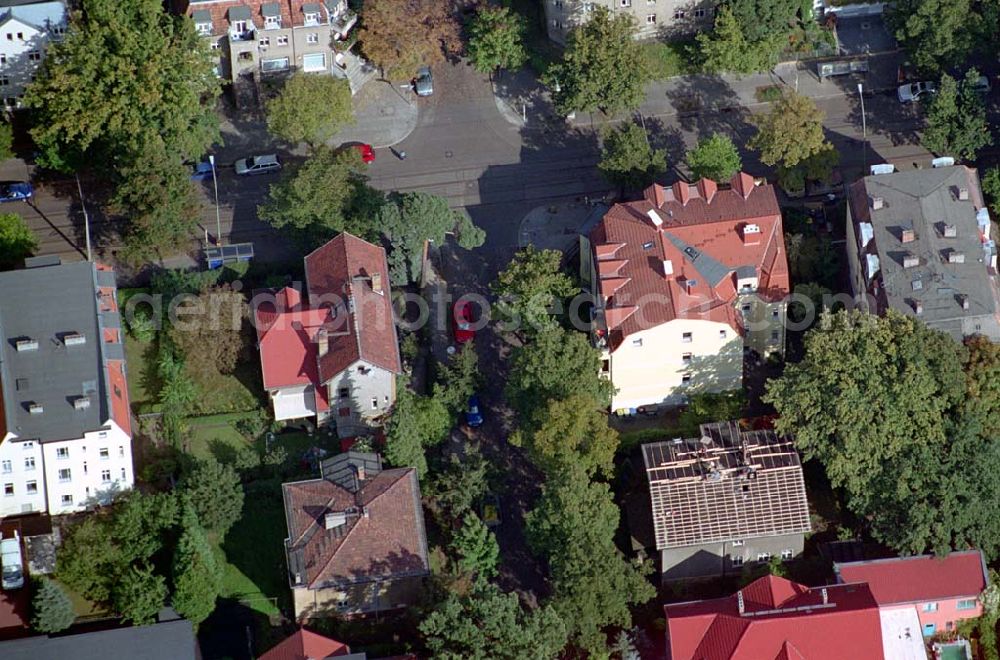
[{"left": 446, "top": 345, "right": 456, "bottom": 355}]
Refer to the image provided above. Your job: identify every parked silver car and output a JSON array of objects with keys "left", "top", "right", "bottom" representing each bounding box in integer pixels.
[
  {"left": 234, "top": 154, "right": 281, "bottom": 176},
  {"left": 897, "top": 81, "right": 936, "bottom": 103},
  {"left": 1, "top": 532, "right": 24, "bottom": 590},
  {"left": 414, "top": 67, "right": 433, "bottom": 97}
]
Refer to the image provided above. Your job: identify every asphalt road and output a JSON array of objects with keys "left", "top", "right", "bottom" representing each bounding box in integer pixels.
[{"left": 6, "top": 56, "right": 941, "bottom": 271}]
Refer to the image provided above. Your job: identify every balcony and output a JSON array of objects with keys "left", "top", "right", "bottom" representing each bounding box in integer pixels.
[
  {"left": 229, "top": 26, "right": 256, "bottom": 42},
  {"left": 331, "top": 9, "right": 357, "bottom": 38}
]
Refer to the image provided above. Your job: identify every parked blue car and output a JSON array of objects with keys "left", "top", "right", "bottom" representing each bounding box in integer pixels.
[
  {"left": 190, "top": 161, "right": 214, "bottom": 182},
  {"left": 465, "top": 395, "right": 484, "bottom": 428},
  {"left": 0, "top": 182, "right": 32, "bottom": 203}
]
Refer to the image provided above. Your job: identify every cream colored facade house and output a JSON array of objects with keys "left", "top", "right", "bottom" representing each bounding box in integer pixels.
[
  {"left": 587, "top": 173, "right": 789, "bottom": 414},
  {"left": 542, "top": 0, "right": 716, "bottom": 44}
]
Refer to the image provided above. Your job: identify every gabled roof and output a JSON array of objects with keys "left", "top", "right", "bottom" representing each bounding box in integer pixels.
[
  {"left": 179, "top": 0, "right": 334, "bottom": 37},
  {"left": 282, "top": 457, "right": 429, "bottom": 590},
  {"left": 258, "top": 628, "right": 350, "bottom": 660},
  {"left": 0, "top": 0, "right": 65, "bottom": 32},
  {"left": 304, "top": 233, "right": 402, "bottom": 381},
  {"left": 642, "top": 421, "right": 811, "bottom": 549},
  {"left": 590, "top": 174, "right": 789, "bottom": 350},
  {"left": 665, "top": 576, "right": 884, "bottom": 660},
  {"left": 835, "top": 550, "right": 988, "bottom": 606}
]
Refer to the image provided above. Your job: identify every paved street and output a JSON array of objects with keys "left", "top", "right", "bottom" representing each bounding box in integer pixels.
[{"left": 7, "top": 52, "right": 946, "bottom": 274}]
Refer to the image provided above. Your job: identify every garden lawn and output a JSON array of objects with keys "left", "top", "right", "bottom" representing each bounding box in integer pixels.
[
  {"left": 123, "top": 334, "right": 159, "bottom": 412},
  {"left": 186, "top": 413, "right": 256, "bottom": 462},
  {"left": 640, "top": 39, "right": 699, "bottom": 80},
  {"left": 187, "top": 359, "right": 263, "bottom": 416}
]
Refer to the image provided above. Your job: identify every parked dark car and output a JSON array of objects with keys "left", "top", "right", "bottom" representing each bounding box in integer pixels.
[
  {"left": 465, "top": 395, "right": 484, "bottom": 428},
  {"left": 0, "top": 182, "right": 32, "bottom": 203},
  {"left": 190, "top": 161, "right": 213, "bottom": 181}
]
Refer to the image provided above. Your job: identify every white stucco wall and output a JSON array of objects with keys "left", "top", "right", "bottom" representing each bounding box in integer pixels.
[
  {"left": 0, "top": 437, "right": 46, "bottom": 516},
  {"left": 40, "top": 421, "right": 133, "bottom": 515}
]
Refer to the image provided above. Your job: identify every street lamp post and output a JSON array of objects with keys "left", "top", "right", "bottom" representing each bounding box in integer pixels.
[
  {"left": 857, "top": 83, "right": 868, "bottom": 173},
  {"left": 75, "top": 173, "right": 92, "bottom": 262},
  {"left": 209, "top": 155, "right": 222, "bottom": 246}
]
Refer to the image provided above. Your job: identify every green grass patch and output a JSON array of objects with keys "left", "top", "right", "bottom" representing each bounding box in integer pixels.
[
  {"left": 186, "top": 413, "right": 254, "bottom": 462},
  {"left": 124, "top": 334, "right": 160, "bottom": 412},
  {"left": 218, "top": 479, "right": 291, "bottom": 616},
  {"left": 52, "top": 578, "right": 109, "bottom": 618},
  {"left": 754, "top": 85, "right": 784, "bottom": 103},
  {"left": 640, "top": 39, "right": 700, "bottom": 80},
  {"left": 187, "top": 359, "right": 263, "bottom": 416}
]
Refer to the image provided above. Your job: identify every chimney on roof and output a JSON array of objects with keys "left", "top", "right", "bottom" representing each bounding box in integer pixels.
[
  {"left": 900, "top": 226, "right": 916, "bottom": 243},
  {"left": 959, "top": 187, "right": 970, "bottom": 201},
  {"left": 28, "top": 403, "right": 43, "bottom": 415},
  {"left": 662, "top": 259, "right": 673, "bottom": 276},
  {"left": 371, "top": 271, "right": 383, "bottom": 295},
  {"left": 871, "top": 196, "right": 884, "bottom": 210},
  {"left": 742, "top": 223, "right": 761, "bottom": 245},
  {"left": 63, "top": 333, "right": 86, "bottom": 347},
  {"left": 821, "top": 588, "right": 828, "bottom": 605},
  {"left": 943, "top": 223, "right": 958, "bottom": 238},
  {"left": 73, "top": 396, "right": 90, "bottom": 411},
  {"left": 15, "top": 338, "right": 38, "bottom": 352},
  {"left": 902, "top": 253, "right": 919, "bottom": 269},
  {"left": 354, "top": 462, "right": 366, "bottom": 482},
  {"left": 948, "top": 251, "right": 966, "bottom": 264},
  {"left": 315, "top": 327, "right": 329, "bottom": 357},
  {"left": 737, "top": 590, "right": 745, "bottom": 614}
]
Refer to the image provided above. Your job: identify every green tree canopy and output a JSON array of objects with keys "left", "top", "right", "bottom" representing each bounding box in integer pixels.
[
  {"left": 117, "top": 563, "right": 168, "bottom": 626},
  {"left": 358, "top": 0, "right": 461, "bottom": 79},
  {"left": 983, "top": 167, "right": 1000, "bottom": 218},
  {"left": 514, "top": 393, "right": 619, "bottom": 478},
  {"left": 490, "top": 245, "right": 576, "bottom": 337},
  {"left": 31, "top": 578, "right": 75, "bottom": 633},
  {"left": 697, "top": 6, "right": 784, "bottom": 75},
  {"left": 266, "top": 74, "right": 354, "bottom": 147},
  {"left": 548, "top": 7, "right": 651, "bottom": 115},
  {"left": 0, "top": 212, "right": 37, "bottom": 270},
  {"left": 180, "top": 460, "right": 244, "bottom": 538},
  {"left": 725, "top": 0, "right": 799, "bottom": 41},
  {"left": 526, "top": 466, "right": 655, "bottom": 654},
  {"left": 467, "top": 6, "right": 527, "bottom": 74},
  {"left": 748, "top": 91, "right": 829, "bottom": 169},
  {"left": 451, "top": 514, "right": 500, "bottom": 581},
  {"left": 378, "top": 192, "right": 485, "bottom": 284},
  {"left": 432, "top": 343, "right": 481, "bottom": 415},
  {"left": 598, "top": 122, "right": 667, "bottom": 190},
  {"left": 889, "top": 0, "right": 974, "bottom": 74},
  {"left": 505, "top": 327, "right": 614, "bottom": 425},
  {"left": 687, "top": 133, "right": 743, "bottom": 181},
  {"left": 167, "top": 284, "right": 247, "bottom": 378},
  {"left": 426, "top": 450, "right": 490, "bottom": 524},
  {"left": 0, "top": 121, "right": 13, "bottom": 161},
  {"left": 419, "top": 584, "right": 568, "bottom": 660},
  {"left": 385, "top": 377, "right": 451, "bottom": 476},
  {"left": 922, "top": 70, "right": 993, "bottom": 161},
  {"left": 259, "top": 146, "right": 384, "bottom": 240},
  {"left": 171, "top": 507, "right": 221, "bottom": 625},
  {"left": 776, "top": 142, "right": 839, "bottom": 193}
]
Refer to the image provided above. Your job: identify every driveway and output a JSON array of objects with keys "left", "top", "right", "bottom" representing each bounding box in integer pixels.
[{"left": 834, "top": 15, "right": 897, "bottom": 55}]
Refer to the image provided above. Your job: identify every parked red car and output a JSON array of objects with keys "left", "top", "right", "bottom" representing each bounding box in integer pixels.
[
  {"left": 452, "top": 301, "right": 475, "bottom": 344},
  {"left": 353, "top": 143, "right": 376, "bottom": 164}
]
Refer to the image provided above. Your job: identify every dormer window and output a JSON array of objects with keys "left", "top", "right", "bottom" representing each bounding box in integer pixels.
[
  {"left": 195, "top": 22, "right": 212, "bottom": 36},
  {"left": 264, "top": 15, "right": 281, "bottom": 29},
  {"left": 304, "top": 11, "right": 321, "bottom": 26}
]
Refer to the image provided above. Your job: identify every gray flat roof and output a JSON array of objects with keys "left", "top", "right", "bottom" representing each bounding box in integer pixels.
[
  {"left": 0, "top": 261, "right": 114, "bottom": 442},
  {"left": 851, "top": 166, "right": 996, "bottom": 329},
  {"left": 261, "top": 2, "right": 281, "bottom": 17},
  {"left": 191, "top": 9, "right": 212, "bottom": 23},
  {"left": 0, "top": 617, "right": 198, "bottom": 660},
  {"left": 228, "top": 5, "right": 251, "bottom": 21}
]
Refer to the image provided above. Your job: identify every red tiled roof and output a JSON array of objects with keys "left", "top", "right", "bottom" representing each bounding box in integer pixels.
[
  {"left": 304, "top": 234, "right": 402, "bottom": 382},
  {"left": 665, "top": 576, "right": 884, "bottom": 660},
  {"left": 175, "top": 0, "right": 319, "bottom": 34},
  {"left": 282, "top": 468, "right": 429, "bottom": 589},
  {"left": 258, "top": 628, "right": 350, "bottom": 660},
  {"left": 591, "top": 173, "right": 789, "bottom": 350},
  {"left": 835, "top": 550, "right": 988, "bottom": 606}
]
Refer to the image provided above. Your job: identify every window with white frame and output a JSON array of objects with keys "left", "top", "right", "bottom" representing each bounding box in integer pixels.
[
  {"left": 264, "top": 15, "right": 281, "bottom": 29},
  {"left": 82, "top": 462, "right": 88, "bottom": 475},
  {"left": 302, "top": 52, "right": 326, "bottom": 72},
  {"left": 22, "top": 442, "right": 32, "bottom": 450},
  {"left": 673, "top": 9, "right": 685, "bottom": 19},
  {"left": 1, "top": 460, "right": 10, "bottom": 474},
  {"left": 923, "top": 602, "right": 939, "bottom": 612},
  {"left": 196, "top": 22, "right": 212, "bottom": 36},
  {"left": 119, "top": 446, "right": 125, "bottom": 458},
  {"left": 0, "top": 54, "right": 6, "bottom": 65},
  {"left": 756, "top": 552, "right": 772, "bottom": 562},
  {"left": 56, "top": 447, "right": 69, "bottom": 459},
  {"left": 101, "top": 470, "right": 111, "bottom": 483},
  {"left": 731, "top": 555, "right": 744, "bottom": 566},
  {"left": 259, "top": 36, "right": 270, "bottom": 47},
  {"left": 261, "top": 57, "right": 289, "bottom": 72},
  {"left": 694, "top": 8, "right": 706, "bottom": 17},
  {"left": 304, "top": 11, "right": 320, "bottom": 26},
  {"left": 682, "top": 353, "right": 692, "bottom": 365},
  {"left": 620, "top": 0, "right": 631, "bottom": 6},
  {"left": 682, "top": 332, "right": 692, "bottom": 343},
  {"left": 231, "top": 20, "right": 247, "bottom": 34},
  {"left": 781, "top": 549, "right": 793, "bottom": 560},
  {"left": 719, "top": 329, "right": 728, "bottom": 340},
  {"left": 732, "top": 540, "right": 744, "bottom": 546},
  {"left": 211, "top": 42, "right": 221, "bottom": 50},
  {"left": 277, "top": 35, "right": 289, "bottom": 46},
  {"left": 61, "top": 494, "right": 73, "bottom": 505},
  {"left": 24, "top": 457, "right": 34, "bottom": 471},
  {"left": 58, "top": 468, "right": 71, "bottom": 482},
  {"left": 306, "top": 33, "right": 319, "bottom": 44},
  {"left": 26, "top": 481, "right": 37, "bottom": 494},
  {"left": 681, "top": 373, "right": 692, "bottom": 384},
  {"left": 957, "top": 599, "right": 977, "bottom": 610},
  {"left": 99, "top": 448, "right": 109, "bottom": 460},
  {"left": 3, "top": 483, "right": 12, "bottom": 496},
  {"left": 632, "top": 338, "right": 643, "bottom": 347},
  {"left": 646, "top": 13, "right": 656, "bottom": 24},
  {"left": 121, "top": 467, "right": 127, "bottom": 480}
]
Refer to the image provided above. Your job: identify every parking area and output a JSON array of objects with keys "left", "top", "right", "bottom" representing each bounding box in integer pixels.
[{"left": 834, "top": 15, "right": 897, "bottom": 55}]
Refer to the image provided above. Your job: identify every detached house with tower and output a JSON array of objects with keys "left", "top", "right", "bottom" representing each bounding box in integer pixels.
[
  {"left": 586, "top": 173, "right": 789, "bottom": 414},
  {"left": 254, "top": 233, "right": 402, "bottom": 436},
  {"left": 0, "top": 258, "right": 134, "bottom": 519}
]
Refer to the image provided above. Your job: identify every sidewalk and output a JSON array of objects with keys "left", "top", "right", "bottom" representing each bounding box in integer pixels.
[
  {"left": 517, "top": 201, "right": 609, "bottom": 252},
  {"left": 491, "top": 51, "right": 905, "bottom": 129},
  {"left": 332, "top": 78, "right": 419, "bottom": 149}
]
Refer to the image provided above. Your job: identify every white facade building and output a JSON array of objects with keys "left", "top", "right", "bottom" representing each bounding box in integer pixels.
[
  {"left": 0, "top": 0, "right": 67, "bottom": 108},
  {"left": 0, "top": 259, "right": 134, "bottom": 519}
]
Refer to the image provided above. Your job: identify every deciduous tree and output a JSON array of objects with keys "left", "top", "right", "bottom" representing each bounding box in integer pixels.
[
  {"left": 259, "top": 146, "right": 384, "bottom": 241},
  {"left": 889, "top": 0, "right": 974, "bottom": 74},
  {"left": 697, "top": 7, "right": 784, "bottom": 74},
  {"left": 420, "top": 584, "right": 568, "bottom": 660},
  {"left": 748, "top": 91, "right": 829, "bottom": 169},
  {"left": 598, "top": 123, "right": 667, "bottom": 190},
  {"left": 548, "top": 7, "right": 651, "bottom": 115},
  {"left": 168, "top": 284, "right": 248, "bottom": 377},
  {"left": 922, "top": 70, "right": 993, "bottom": 161},
  {"left": 31, "top": 578, "right": 75, "bottom": 633},
  {"left": 468, "top": 6, "right": 527, "bottom": 74},
  {"left": 514, "top": 394, "right": 619, "bottom": 478},
  {"left": 490, "top": 245, "right": 575, "bottom": 337},
  {"left": 0, "top": 212, "right": 37, "bottom": 269},
  {"left": 266, "top": 74, "right": 353, "bottom": 147},
  {"left": 725, "top": 0, "right": 799, "bottom": 41},
  {"left": 385, "top": 378, "right": 451, "bottom": 476},
  {"left": 358, "top": 0, "right": 461, "bottom": 79},
  {"left": 432, "top": 344, "right": 481, "bottom": 415},
  {"left": 181, "top": 460, "right": 244, "bottom": 538},
  {"left": 378, "top": 192, "right": 484, "bottom": 284},
  {"left": 687, "top": 133, "right": 743, "bottom": 181}
]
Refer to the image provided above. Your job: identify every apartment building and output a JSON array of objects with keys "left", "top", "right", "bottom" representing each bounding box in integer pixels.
[
  {"left": 586, "top": 173, "right": 789, "bottom": 413},
  {"left": 0, "top": 0, "right": 67, "bottom": 108},
  {"left": 642, "top": 421, "right": 811, "bottom": 582},
  {"left": 846, "top": 164, "right": 1000, "bottom": 341},
  {"left": 0, "top": 258, "right": 134, "bottom": 519},
  {"left": 542, "top": 0, "right": 715, "bottom": 44},
  {"left": 173, "top": 0, "right": 357, "bottom": 82}
]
